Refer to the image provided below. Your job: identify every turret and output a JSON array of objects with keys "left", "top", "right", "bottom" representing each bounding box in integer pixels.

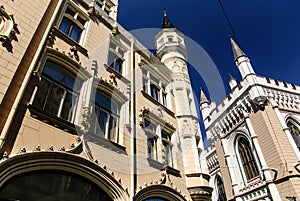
[
  {"left": 155, "top": 10, "right": 212, "bottom": 201},
  {"left": 230, "top": 37, "right": 255, "bottom": 79},
  {"left": 154, "top": 9, "right": 187, "bottom": 63},
  {"left": 200, "top": 89, "right": 211, "bottom": 120},
  {"left": 228, "top": 74, "right": 237, "bottom": 89}
]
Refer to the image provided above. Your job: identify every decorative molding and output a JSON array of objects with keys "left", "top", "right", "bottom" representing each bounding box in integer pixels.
[{"left": 0, "top": 5, "right": 20, "bottom": 52}]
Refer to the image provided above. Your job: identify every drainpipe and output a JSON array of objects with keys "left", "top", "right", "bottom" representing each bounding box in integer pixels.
[
  {"left": 269, "top": 99, "right": 300, "bottom": 161},
  {"left": 242, "top": 110, "right": 282, "bottom": 200},
  {"left": 0, "top": 0, "right": 64, "bottom": 150},
  {"left": 130, "top": 37, "right": 137, "bottom": 201}
]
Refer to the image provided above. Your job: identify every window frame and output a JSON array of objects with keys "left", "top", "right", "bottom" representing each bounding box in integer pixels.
[
  {"left": 161, "top": 129, "right": 173, "bottom": 167},
  {"left": 142, "top": 68, "right": 168, "bottom": 107},
  {"left": 144, "top": 119, "right": 158, "bottom": 161},
  {"left": 107, "top": 41, "right": 127, "bottom": 75},
  {"left": 91, "top": 91, "right": 120, "bottom": 143},
  {"left": 59, "top": 5, "right": 88, "bottom": 43}
]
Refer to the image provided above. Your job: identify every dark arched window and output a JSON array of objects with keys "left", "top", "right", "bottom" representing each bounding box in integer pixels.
[
  {"left": 287, "top": 120, "right": 300, "bottom": 150},
  {"left": 238, "top": 137, "right": 259, "bottom": 181},
  {"left": 216, "top": 175, "right": 227, "bottom": 201},
  {"left": 0, "top": 170, "right": 112, "bottom": 201}
]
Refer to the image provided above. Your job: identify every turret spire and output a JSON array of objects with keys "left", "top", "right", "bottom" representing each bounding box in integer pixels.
[
  {"left": 161, "top": 8, "right": 174, "bottom": 28},
  {"left": 200, "top": 88, "right": 209, "bottom": 105},
  {"left": 230, "top": 37, "right": 246, "bottom": 61},
  {"left": 230, "top": 37, "right": 255, "bottom": 78}
]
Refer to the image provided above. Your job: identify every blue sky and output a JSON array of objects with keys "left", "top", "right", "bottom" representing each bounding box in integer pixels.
[{"left": 118, "top": 0, "right": 300, "bottom": 104}]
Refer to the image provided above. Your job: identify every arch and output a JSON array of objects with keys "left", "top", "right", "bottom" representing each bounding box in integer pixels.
[
  {"left": 0, "top": 152, "right": 128, "bottom": 201},
  {"left": 134, "top": 185, "right": 186, "bottom": 201},
  {"left": 286, "top": 116, "right": 300, "bottom": 150}
]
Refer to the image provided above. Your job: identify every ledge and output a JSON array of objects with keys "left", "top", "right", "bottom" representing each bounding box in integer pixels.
[
  {"left": 163, "top": 165, "right": 181, "bottom": 177},
  {"left": 28, "top": 104, "right": 78, "bottom": 135},
  {"left": 51, "top": 26, "right": 88, "bottom": 57},
  {"left": 104, "top": 64, "right": 131, "bottom": 84}
]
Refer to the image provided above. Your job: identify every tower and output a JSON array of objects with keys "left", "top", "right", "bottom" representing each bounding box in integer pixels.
[{"left": 155, "top": 10, "right": 212, "bottom": 200}]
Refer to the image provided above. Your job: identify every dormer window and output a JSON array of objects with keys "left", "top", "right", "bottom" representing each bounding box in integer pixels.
[{"left": 59, "top": 7, "right": 87, "bottom": 43}]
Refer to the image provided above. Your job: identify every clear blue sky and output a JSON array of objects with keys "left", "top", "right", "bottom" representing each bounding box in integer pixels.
[{"left": 118, "top": 0, "right": 300, "bottom": 104}]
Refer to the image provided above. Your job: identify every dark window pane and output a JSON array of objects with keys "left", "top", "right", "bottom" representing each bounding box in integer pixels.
[
  {"left": 70, "top": 24, "right": 82, "bottom": 42},
  {"left": 98, "top": 110, "right": 108, "bottom": 137},
  {"left": 65, "top": 8, "right": 75, "bottom": 16},
  {"left": 60, "top": 92, "right": 77, "bottom": 122},
  {"left": 108, "top": 115, "right": 117, "bottom": 141},
  {"left": 77, "top": 16, "right": 86, "bottom": 26},
  {"left": 33, "top": 78, "right": 50, "bottom": 109},
  {"left": 45, "top": 84, "right": 65, "bottom": 116},
  {"left": 59, "top": 17, "right": 72, "bottom": 35}
]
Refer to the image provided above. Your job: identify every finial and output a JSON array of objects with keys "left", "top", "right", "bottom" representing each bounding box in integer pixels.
[{"left": 163, "top": 7, "right": 167, "bottom": 17}]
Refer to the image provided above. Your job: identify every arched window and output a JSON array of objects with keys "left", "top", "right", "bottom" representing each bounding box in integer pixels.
[
  {"left": 287, "top": 119, "right": 300, "bottom": 150},
  {"left": 0, "top": 170, "right": 113, "bottom": 201},
  {"left": 32, "top": 61, "right": 82, "bottom": 123},
  {"left": 237, "top": 137, "right": 259, "bottom": 181},
  {"left": 216, "top": 175, "right": 227, "bottom": 201}
]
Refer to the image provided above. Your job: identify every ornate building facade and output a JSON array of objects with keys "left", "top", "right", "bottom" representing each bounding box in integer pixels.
[
  {"left": 0, "top": 0, "right": 212, "bottom": 200},
  {"left": 203, "top": 38, "right": 300, "bottom": 200}
]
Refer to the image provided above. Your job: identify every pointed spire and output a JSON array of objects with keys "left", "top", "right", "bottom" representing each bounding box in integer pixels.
[
  {"left": 230, "top": 37, "right": 246, "bottom": 61},
  {"left": 228, "top": 73, "right": 236, "bottom": 81},
  {"left": 161, "top": 7, "right": 174, "bottom": 29},
  {"left": 200, "top": 88, "right": 209, "bottom": 105}
]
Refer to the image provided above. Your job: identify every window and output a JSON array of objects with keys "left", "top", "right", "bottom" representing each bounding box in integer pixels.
[
  {"left": 216, "top": 175, "right": 227, "bottom": 201},
  {"left": 167, "top": 36, "right": 174, "bottom": 43},
  {"left": 287, "top": 120, "right": 300, "bottom": 150},
  {"left": 237, "top": 137, "right": 259, "bottom": 181},
  {"left": 142, "top": 69, "right": 168, "bottom": 107},
  {"left": 144, "top": 120, "right": 158, "bottom": 160},
  {"left": 92, "top": 91, "right": 120, "bottom": 142},
  {"left": 59, "top": 7, "right": 86, "bottom": 42},
  {"left": 161, "top": 130, "right": 173, "bottom": 167},
  {"left": 108, "top": 42, "right": 126, "bottom": 74},
  {"left": 96, "top": 0, "right": 115, "bottom": 15},
  {"left": 32, "top": 61, "right": 82, "bottom": 123}
]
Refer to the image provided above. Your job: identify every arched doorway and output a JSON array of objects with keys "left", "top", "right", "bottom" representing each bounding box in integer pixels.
[{"left": 0, "top": 170, "right": 113, "bottom": 201}]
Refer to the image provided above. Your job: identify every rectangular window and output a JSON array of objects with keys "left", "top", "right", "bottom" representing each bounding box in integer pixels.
[
  {"left": 162, "top": 130, "right": 173, "bottom": 167},
  {"left": 108, "top": 42, "right": 126, "bottom": 74},
  {"left": 59, "top": 7, "right": 86, "bottom": 43},
  {"left": 92, "top": 91, "right": 120, "bottom": 143},
  {"left": 147, "top": 133, "right": 158, "bottom": 160}
]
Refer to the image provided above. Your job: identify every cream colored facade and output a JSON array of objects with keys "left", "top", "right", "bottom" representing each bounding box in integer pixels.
[
  {"left": 203, "top": 39, "right": 300, "bottom": 200},
  {"left": 0, "top": 0, "right": 211, "bottom": 201}
]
